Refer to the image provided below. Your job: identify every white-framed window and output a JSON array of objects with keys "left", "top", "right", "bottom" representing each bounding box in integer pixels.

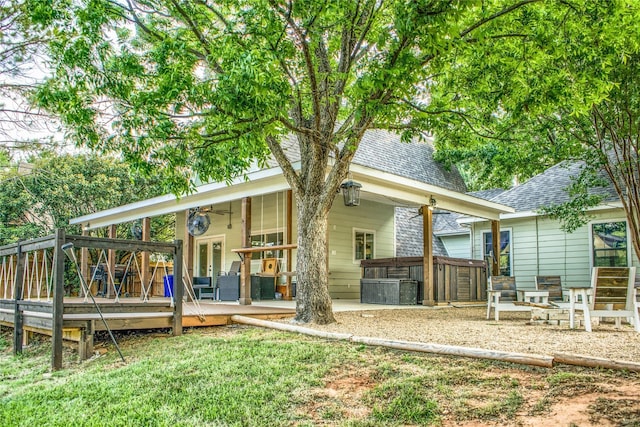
[
  {"left": 482, "top": 228, "right": 512, "bottom": 276},
  {"left": 354, "top": 228, "right": 376, "bottom": 263},
  {"left": 250, "top": 229, "right": 284, "bottom": 260},
  {"left": 589, "top": 220, "right": 629, "bottom": 267}
]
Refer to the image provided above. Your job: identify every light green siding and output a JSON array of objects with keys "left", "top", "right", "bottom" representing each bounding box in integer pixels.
[
  {"left": 471, "top": 208, "right": 639, "bottom": 291},
  {"left": 441, "top": 234, "right": 470, "bottom": 258},
  {"left": 328, "top": 198, "right": 395, "bottom": 299},
  {"left": 177, "top": 192, "right": 395, "bottom": 299}
]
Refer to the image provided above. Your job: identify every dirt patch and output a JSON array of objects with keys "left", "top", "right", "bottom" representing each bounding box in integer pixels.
[{"left": 298, "top": 366, "right": 375, "bottom": 423}]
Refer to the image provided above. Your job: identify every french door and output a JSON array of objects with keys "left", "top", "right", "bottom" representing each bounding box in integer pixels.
[{"left": 195, "top": 237, "right": 224, "bottom": 282}]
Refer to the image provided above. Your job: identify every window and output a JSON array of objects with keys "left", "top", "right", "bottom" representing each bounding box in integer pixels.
[
  {"left": 354, "top": 229, "right": 375, "bottom": 262},
  {"left": 591, "top": 221, "right": 628, "bottom": 267},
  {"left": 483, "top": 230, "right": 512, "bottom": 276},
  {"left": 250, "top": 231, "right": 283, "bottom": 260}
]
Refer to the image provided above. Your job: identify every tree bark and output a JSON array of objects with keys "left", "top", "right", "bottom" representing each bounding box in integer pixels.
[{"left": 294, "top": 197, "right": 336, "bottom": 324}]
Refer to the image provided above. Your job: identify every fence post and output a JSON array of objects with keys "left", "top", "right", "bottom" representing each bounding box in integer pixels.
[
  {"left": 52, "top": 229, "right": 66, "bottom": 370},
  {"left": 172, "top": 239, "right": 183, "bottom": 336},
  {"left": 12, "top": 241, "right": 25, "bottom": 355}
]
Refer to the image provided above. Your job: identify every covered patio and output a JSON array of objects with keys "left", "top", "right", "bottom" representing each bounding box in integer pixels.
[{"left": 69, "top": 160, "right": 514, "bottom": 307}]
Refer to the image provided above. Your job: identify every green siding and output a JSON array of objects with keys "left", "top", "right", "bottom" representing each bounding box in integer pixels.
[
  {"left": 328, "top": 198, "right": 395, "bottom": 299},
  {"left": 441, "top": 235, "right": 470, "bottom": 258},
  {"left": 177, "top": 193, "right": 395, "bottom": 299},
  {"left": 472, "top": 208, "right": 639, "bottom": 291}
]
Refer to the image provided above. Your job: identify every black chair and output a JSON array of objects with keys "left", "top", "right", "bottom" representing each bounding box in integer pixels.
[
  {"left": 90, "top": 265, "right": 107, "bottom": 296},
  {"left": 192, "top": 276, "right": 215, "bottom": 300}
]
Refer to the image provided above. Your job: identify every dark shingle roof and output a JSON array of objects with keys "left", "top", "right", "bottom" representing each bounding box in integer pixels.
[
  {"left": 395, "top": 207, "right": 450, "bottom": 257},
  {"left": 352, "top": 131, "right": 467, "bottom": 191},
  {"left": 489, "top": 161, "right": 618, "bottom": 212},
  {"left": 273, "top": 130, "right": 467, "bottom": 191},
  {"left": 468, "top": 188, "right": 506, "bottom": 201}
]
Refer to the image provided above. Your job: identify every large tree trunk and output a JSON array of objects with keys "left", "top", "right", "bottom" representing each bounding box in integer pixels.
[{"left": 294, "top": 197, "right": 336, "bottom": 324}]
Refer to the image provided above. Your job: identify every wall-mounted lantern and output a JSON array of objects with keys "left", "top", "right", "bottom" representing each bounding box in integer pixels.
[{"left": 340, "top": 180, "right": 362, "bottom": 207}]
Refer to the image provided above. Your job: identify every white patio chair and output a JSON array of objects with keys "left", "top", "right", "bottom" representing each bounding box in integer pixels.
[
  {"left": 568, "top": 267, "right": 639, "bottom": 332},
  {"left": 487, "top": 276, "right": 543, "bottom": 321}
]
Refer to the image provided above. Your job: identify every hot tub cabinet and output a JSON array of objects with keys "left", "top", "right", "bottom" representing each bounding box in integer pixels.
[
  {"left": 360, "top": 256, "right": 487, "bottom": 305},
  {"left": 360, "top": 279, "right": 418, "bottom": 305}
]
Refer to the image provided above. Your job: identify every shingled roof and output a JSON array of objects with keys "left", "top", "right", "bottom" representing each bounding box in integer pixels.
[
  {"left": 275, "top": 130, "right": 467, "bottom": 191},
  {"left": 352, "top": 130, "right": 467, "bottom": 191},
  {"left": 488, "top": 161, "right": 618, "bottom": 212},
  {"left": 395, "top": 207, "right": 449, "bottom": 257}
]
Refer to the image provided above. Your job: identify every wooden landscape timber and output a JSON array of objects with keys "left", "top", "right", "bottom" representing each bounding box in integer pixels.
[{"left": 230, "top": 315, "right": 640, "bottom": 373}]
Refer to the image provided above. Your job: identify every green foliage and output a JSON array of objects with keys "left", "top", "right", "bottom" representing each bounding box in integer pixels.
[
  {"left": 429, "top": 0, "right": 640, "bottom": 261},
  {"left": 0, "top": 0, "right": 71, "bottom": 151},
  {"left": 33, "top": 0, "right": 547, "bottom": 196},
  {"left": 0, "top": 152, "right": 172, "bottom": 245}
]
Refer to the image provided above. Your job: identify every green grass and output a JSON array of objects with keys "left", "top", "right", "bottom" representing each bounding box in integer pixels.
[{"left": 1, "top": 326, "right": 639, "bottom": 426}]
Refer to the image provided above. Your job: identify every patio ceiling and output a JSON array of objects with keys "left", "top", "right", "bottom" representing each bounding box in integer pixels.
[{"left": 70, "top": 162, "right": 513, "bottom": 230}]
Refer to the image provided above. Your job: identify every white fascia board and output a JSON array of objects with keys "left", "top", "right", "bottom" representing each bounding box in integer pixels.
[
  {"left": 71, "top": 165, "right": 296, "bottom": 229},
  {"left": 348, "top": 164, "right": 514, "bottom": 220},
  {"left": 434, "top": 231, "right": 470, "bottom": 237},
  {"left": 457, "top": 201, "right": 624, "bottom": 224}
]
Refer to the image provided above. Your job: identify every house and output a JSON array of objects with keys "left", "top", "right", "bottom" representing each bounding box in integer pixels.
[
  {"left": 69, "top": 131, "right": 514, "bottom": 302},
  {"left": 395, "top": 189, "right": 508, "bottom": 260},
  {"left": 460, "top": 161, "right": 640, "bottom": 289}
]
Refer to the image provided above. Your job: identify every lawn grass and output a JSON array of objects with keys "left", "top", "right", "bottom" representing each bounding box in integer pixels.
[{"left": 1, "top": 325, "right": 639, "bottom": 426}]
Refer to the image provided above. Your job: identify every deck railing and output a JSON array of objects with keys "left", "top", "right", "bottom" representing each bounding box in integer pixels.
[{"left": 0, "top": 229, "right": 183, "bottom": 370}]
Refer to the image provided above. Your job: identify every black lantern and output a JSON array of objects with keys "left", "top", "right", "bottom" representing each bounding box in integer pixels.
[{"left": 340, "top": 180, "right": 362, "bottom": 207}]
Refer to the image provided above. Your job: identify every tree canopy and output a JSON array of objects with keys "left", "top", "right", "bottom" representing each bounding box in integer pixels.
[
  {"left": 0, "top": 152, "right": 173, "bottom": 245},
  {"left": 0, "top": 0, "right": 69, "bottom": 153},
  {"left": 35, "top": 0, "right": 552, "bottom": 323},
  {"left": 429, "top": 1, "right": 640, "bottom": 262}
]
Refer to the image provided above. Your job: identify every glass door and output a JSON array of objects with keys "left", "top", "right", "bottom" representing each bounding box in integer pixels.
[{"left": 195, "top": 237, "right": 224, "bottom": 282}]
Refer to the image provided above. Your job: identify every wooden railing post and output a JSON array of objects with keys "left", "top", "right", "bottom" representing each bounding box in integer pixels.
[
  {"left": 52, "top": 228, "right": 66, "bottom": 370},
  {"left": 12, "top": 240, "right": 25, "bottom": 355},
  {"left": 285, "top": 190, "right": 293, "bottom": 300},
  {"left": 107, "top": 224, "right": 117, "bottom": 298},
  {"left": 141, "top": 217, "right": 151, "bottom": 297},
  {"left": 172, "top": 239, "right": 183, "bottom": 336},
  {"left": 239, "top": 197, "right": 252, "bottom": 305},
  {"left": 80, "top": 227, "right": 89, "bottom": 294}
]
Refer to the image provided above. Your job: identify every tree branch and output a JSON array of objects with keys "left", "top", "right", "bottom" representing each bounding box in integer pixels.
[{"left": 460, "top": 0, "right": 541, "bottom": 38}]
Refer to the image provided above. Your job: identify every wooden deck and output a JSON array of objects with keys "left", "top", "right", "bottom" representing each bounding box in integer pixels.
[
  {"left": 182, "top": 301, "right": 296, "bottom": 327},
  {"left": 2, "top": 297, "right": 295, "bottom": 331}
]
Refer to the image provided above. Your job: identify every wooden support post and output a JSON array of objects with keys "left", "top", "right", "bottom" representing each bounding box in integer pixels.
[
  {"left": 107, "top": 224, "right": 117, "bottom": 298},
  {"left": 79, "top": 320, "right": 94, "bottom": 360},
  {"left": 285, "top": 190, "right": 293, "bottom": 300},
  {"left": 491, "top": 220, "right": 501, "bottom": 277},
  {"left": 141, "top": 217, "right": 151, "bottom": 297},
  {"left": 80, "top": 226, "right": 90, "bottom": 294},
  {"left": 12, "top": 240, "right": 25, "bottom": 355},
  {"left": 239, "top": 197, "right": 252, "bottom": 305},
  {"left": 172, "top": 239, "right": 183, "bottom": 336},
  {"left": 183, "top": 209, "right": 194, "bottom": 285},
  {"left": 422, "top": 206, "right": 434, "bottom": 306},
  {"left": 52, "top": 228, "right": 66, "bottom": 370}
]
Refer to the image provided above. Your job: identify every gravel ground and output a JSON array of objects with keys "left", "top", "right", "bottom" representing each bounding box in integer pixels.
[{"left": 285, "top": 306, "right": 640, "bottom": 364}]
